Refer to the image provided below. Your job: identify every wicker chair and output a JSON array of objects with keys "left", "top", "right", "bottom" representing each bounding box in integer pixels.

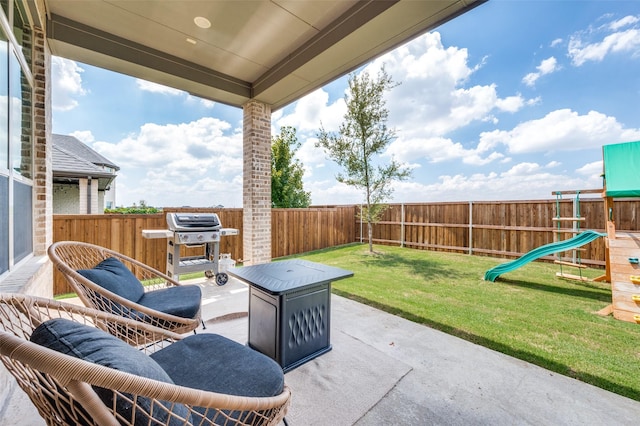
[
  {"left": 48, "top": 241, "right": 201, "bottom": 335},
  {"left": 0, "top": 294, "right": 291, "bottom": 426}
]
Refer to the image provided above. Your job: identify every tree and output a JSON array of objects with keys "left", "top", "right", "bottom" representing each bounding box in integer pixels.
[
  {"left": 271, "top": 126, "right": 311, "bottom": 208},
  {"left": 316, "top": 67, "right": 410, "bottom": 252}
]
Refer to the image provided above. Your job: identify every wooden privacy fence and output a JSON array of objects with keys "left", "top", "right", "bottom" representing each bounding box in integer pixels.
[
  {"left": 52, "top": 206, "right": 356, "bottom": 295},
  {"left": 361, "top": 198, "right": 640, "bottom": 267},
  {"left": 53, "top": 199, "right": 640, "bottom": 295}
]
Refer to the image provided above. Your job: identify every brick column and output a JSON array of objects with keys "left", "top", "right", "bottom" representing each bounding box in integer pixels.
[
  {"left": 89, "top": 178, "right": 99, "bottom": 213},
  {"left": 91, "top": 179, "right": 99, "bottom": 214},
  {"left": 32, "top": 27, "right": 52, "bottom": 255},
  {"left": 78, "top": 178, "right": 88, "bottom": 214},
  {"left": 242, "top": 100, "right": 271, "bottom": 265}
]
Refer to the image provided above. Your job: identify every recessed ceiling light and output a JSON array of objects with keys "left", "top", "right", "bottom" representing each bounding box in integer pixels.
[
  {"left": 186, "top": 38, "right": 197, "bottom": 45},
  {"left": 194, "top": 16, "right": 211, "bottom": 29}
]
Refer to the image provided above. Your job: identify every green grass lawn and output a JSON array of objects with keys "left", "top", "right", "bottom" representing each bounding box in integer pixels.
[{"left": 288, "top": 243, "right": 640, "bottom": 400}]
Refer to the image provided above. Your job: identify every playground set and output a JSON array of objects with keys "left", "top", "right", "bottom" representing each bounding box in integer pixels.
[{"left": 484, "top": 140, "right": 640, "bottom": 324}]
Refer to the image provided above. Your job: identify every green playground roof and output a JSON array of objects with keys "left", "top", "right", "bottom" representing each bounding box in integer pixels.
[{"left": 603, "top": 140, "right": 640, "bottom": 198}]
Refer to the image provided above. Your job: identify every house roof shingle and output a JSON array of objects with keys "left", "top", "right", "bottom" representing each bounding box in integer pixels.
[
  {"left": 52, "top": 134, "right": 120, "bottom": 173},
  {"left": 52, "top": 144, "right": 115, "bottom": 178}
]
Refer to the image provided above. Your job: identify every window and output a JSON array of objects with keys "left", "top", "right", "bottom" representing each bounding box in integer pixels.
[
  {"left": 0, "top": 22, "right": 8, "bottom": 275},
  {"left": 0, "top": 26, "right": 7, "bottom": 171},
  {"left": 0, "top": 175, "right": 7, "bottom": 274},
  {"left": 10, "top": 0, "right": 31, "bottom": 179},
  {"left": 9, "top": 47, "right": 31, "bottom": 178},
  {"left": 0, "top": 0, "right": 33, "bottom": 276},
  {"left": 12, "top": 0, "right": 31, "bottom": 68}
]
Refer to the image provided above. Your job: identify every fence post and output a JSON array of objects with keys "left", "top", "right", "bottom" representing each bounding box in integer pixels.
[
  {"left": 572, "top": 193, "right": 580, "bottom": 264},
  {"left": 401, "top": 203, "right": 405, "bottom": 248},
  {"left": 359, "top": 204, "right": 363, "bottom": 243},
  {"left": 468, "top": 201, "right": 473, "bottom": 255}
]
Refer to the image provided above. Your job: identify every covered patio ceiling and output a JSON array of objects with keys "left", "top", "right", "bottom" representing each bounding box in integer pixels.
[{"left": 41, "top": 0, "right": 487, "bottom": 110}]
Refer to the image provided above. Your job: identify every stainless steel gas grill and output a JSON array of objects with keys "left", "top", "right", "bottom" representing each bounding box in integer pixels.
[
  {"left": 142, "top": 213, "right": 238, "bottom": 285},
  {"left": 166, "top": 213, "right": 238, "bottom": 285},
  {"left": 166, "top": 212, "right": 221, "bottom": 241}
]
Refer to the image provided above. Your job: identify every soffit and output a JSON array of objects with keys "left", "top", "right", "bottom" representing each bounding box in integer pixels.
[{"left": 42, "top": 0, "right": 487, "bottom": 110}]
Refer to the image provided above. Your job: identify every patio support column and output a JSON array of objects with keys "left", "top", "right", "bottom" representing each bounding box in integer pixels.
[
  {"left": 78, "top": 178, "right": 88, "bottom": 214},
  {"left": 89, "top": 178, "right": 99, "bottom": 213},
  {"left": 32, "top": 27, "right": 52, "bottom": 255},
  {"left": 242, "top": 100, "right": 272, "bottom": 265}
]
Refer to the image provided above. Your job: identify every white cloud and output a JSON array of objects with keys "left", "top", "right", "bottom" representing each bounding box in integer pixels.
[
  {"left": 51, "top": 57, "right": 87, "bottom": 111},
  {"left": 275, "top": 89, "right": 346, "bottom": 132},
  {"left": 184, "top": 94, "right": 216, "bottom": 109},
  {"left": 301, "top": 15, "right": 640, "bottom": 206},
  {"left": 385, "top": 136, "right": 504, "bottom": 166},
  {"left": 296, "top": 136, "right": 328, "bottom": 168},
  {"left": 576, "top": 160, "right": 603, "bottom": 177},
  {"left": 522, "top": 56, "right": 560, "bottom": 87},
  {"left": 69, "top": 130, "right": 95, "bottom": 144},
  {"left": 501, "top": 162, "right": 542, "bottom": 177},
  {"left": 537, "top": 57, "right": 560, "bottom": 75},
  {"left": 522, "top": 73, "right": 539, "bottom": 87},
  {"left": 135, "top": 79, "right": 217, "bottom": 109},
  {"left": 274, "top": 30, "right": 540, "bottom": 184},
  {"left": 361, "top": 31, "right": 532, "bottom": 138},
  {"left": 135, "top": 79, "right": 184, "bottom": 95},
  {"left": 306, "top": 180, "right": 361, "bottom": 206},
  {"left": 130, "top": 172, "right": 243, "bottom": 208},
  {"left": 94, "top": 117, "right": 240, "bottom": 167},
  {"left": 609, "top": 15, "right": 639, "bottom": 31},
  {"left": 568, "top": 15, "right": 640, "bottom": 66},
  {"left": 495, "top": 95, "right": 527, "bottom": 113},
  {"left": 388, "top": 162, "right": 601, "bottom": 204},
  {"left": 91, "top": 117, "right": 243, "bottom": 207},
  {"left": 551, "top": 38, "right": 563, "bottom": 47},
  {"left": 200, "top": 98, "right": 216, "bottom": 109},
  {"left": 479, "top": 109, "right": 640, "bottom": 154},
  {"left": 277, "top": 31, "right": 534, "bottom": 160}
]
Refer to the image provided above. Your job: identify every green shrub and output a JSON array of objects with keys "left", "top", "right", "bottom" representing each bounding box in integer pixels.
[{"left": 104, "top": 207, "right": 161, "bottom": 214}]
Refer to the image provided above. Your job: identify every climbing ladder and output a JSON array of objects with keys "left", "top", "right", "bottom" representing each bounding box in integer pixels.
[{"left": 552, "top": 189, "right": 601, "bottom": 281}]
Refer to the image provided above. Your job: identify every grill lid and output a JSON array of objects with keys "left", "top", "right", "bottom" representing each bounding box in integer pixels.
[{"left": 167, "top": 213, "right": 221, "bottom": 231}]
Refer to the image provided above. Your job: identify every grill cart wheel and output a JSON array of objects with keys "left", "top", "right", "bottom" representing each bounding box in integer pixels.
[
  {"left": 205, "top": 270, "right": 215, "bottom": 279},
  {"left": 216, "top": 273, "right": 229, "bottom": 286}
]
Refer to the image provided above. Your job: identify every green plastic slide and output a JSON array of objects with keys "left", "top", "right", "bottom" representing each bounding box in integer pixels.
[{"left": 483, "top": 230, "right": 606, "bottom": 282}]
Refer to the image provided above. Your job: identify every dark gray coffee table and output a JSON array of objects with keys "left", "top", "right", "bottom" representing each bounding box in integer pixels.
[{"left": 228, "top": 259, "right": 353, "bottom": 372}]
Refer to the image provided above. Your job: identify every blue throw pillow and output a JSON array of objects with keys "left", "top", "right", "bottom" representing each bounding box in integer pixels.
[
  {"left": 77, "top": 257, "right": 145, "bottom": 303},
  {"left": 30, "top": 318, "right": 190, "bottom": 426}
]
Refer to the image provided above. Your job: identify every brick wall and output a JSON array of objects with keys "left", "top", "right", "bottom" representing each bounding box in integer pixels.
[
  {"left": 242, "top": 100, "right": 272, "bottom": 265},
  {"left": 53, "top": 183, "right": 108, "bottom": 214},
  {"left": 32, "top": 26, "right": 51, "bottom": 256},
  {"left": 53, "top": 183, "right": 80, "bottom": 214}
]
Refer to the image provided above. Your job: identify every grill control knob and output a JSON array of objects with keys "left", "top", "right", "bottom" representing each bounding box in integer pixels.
[
  {"left": 197, "top": 233, "right": 204, "bottom": 241},
  {"left": 179, "top": 233, "right": 190, "bottom": 243}
]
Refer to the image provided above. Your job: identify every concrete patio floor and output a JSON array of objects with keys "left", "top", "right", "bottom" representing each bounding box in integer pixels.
[{"left": 5, "top": 276, "right": 640, "bottom": 425}]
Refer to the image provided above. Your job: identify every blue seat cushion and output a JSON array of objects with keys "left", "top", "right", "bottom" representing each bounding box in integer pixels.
[
  {"left": 137, "top": 285, "right": 202, "bottom": 319},
  {"left": 151, "top": 334, "right": 284, "bottom": 421},
  {"left": 151, "top": 334, "right": 284, "bottom": 397},
  {"left": 30, "top": 318, "right": 190, "bottom": 426},
  {"left": 77, "top": 257, "right": 145, "bottom": 303}
]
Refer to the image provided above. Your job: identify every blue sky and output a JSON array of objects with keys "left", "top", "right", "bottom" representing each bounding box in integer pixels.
[{"left": 52, "top": 1, "right": 640, "bottom": 208}]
